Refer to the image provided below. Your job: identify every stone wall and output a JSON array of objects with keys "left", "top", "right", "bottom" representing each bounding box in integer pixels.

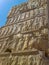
[{"left": 0, "top": 0, "right": 49, "bottom": 65}]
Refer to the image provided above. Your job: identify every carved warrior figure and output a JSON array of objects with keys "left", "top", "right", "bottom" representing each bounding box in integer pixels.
[{"left": 0, "top": 0, "right": 49, "bottom": 65}]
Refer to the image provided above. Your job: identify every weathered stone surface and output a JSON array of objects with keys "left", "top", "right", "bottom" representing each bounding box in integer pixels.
[{"left": 0, "top": 0, "right": 48, "bottom": 65}]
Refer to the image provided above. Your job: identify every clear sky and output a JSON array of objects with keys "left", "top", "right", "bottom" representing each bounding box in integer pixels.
[{"left": 0, "top": 0, "right": 28, "bottom": 27}]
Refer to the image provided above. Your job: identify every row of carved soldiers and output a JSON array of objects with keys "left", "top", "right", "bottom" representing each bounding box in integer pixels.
[
  {"left": 0, "top": 15, "right": 48, "bottom": 37},
  {"left": 2, "top": 33, "right": 47, "bottom": 52},
  {"left": 7, "top": 2, "right": 47, "bottom": 24},
  {"left": 0, "top": 54, "right": 46, "bottom": 65},
  {"left": 7, "top": 1, "right": 47, "bottom": 24}
]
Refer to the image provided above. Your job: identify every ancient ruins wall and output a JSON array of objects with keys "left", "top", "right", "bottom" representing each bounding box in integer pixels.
[{"left": 0, "top": 0, "right": 49, "bottom": 65}]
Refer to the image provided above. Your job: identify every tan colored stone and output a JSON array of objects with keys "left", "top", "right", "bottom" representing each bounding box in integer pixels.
[{"left": 0, "top": 0, "right": 48, "bottom": 65}]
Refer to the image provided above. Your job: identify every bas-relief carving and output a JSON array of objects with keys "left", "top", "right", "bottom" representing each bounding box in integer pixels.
[
  {"left": 0, "top": 54, "right": 49, "bottom": 65},
  {"left": 0, "top": 0, "right": 49, "bottom": 65}
]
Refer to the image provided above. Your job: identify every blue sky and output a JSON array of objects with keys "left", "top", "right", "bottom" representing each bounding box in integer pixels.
[{"left": 0, "top": 0, "right": 27, "bottom": 27}]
